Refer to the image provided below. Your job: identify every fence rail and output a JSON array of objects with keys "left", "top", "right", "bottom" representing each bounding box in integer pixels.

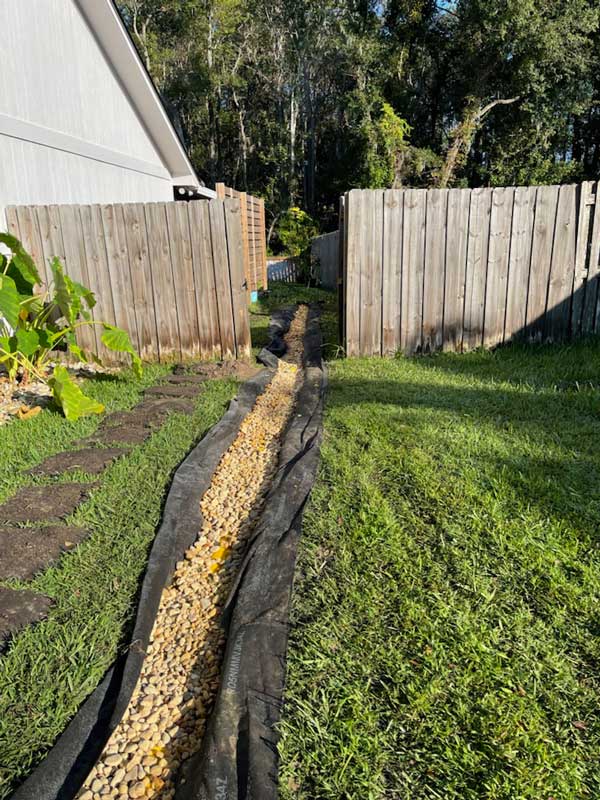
[
  {"left": 215, "top": 183, "right": 267, "bottom": 293},
  {"left": 342, "top": 183, "right": 600, "bottom": 356},
  {"left": 311, "top": 231, "right": 339, "bottom": 289},
  {"left": 6, "top": 199, "right": 251, "bottom": 363}
]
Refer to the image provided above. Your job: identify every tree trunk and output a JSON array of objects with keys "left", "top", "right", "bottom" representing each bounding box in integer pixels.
[
  {"left": 289, "top": 89, "right": 298, "bottom": 204},
  {"left": 437, "top": 97, "right": 520, "bottom": 188}
]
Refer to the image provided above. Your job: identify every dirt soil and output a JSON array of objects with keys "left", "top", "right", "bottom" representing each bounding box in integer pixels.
[{"left": 178, "top": 360, "right": 260, "bottom": 382}]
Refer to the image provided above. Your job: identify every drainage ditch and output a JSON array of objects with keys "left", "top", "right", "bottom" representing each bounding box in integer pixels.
[
  {"left": 76, "top": 306, "right": 310, "bottom": 800},
  {"left": 11, "top": 303, "right": 325, "bottom": 800}
]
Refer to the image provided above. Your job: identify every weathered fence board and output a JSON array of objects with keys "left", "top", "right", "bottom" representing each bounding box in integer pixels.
[
  {"left": 588, "top": 186, "right": 600, "bottom": 333},
  {"left": 166, "top": 202, "right": 200, "bottom": 359},
  {"left": 102, "top": 204, "right": 140, "bottom": 354},
  {"left": 443, "top": 188, "right": 470, "bottom": 351},
  {"left": 345, "top": 190, "right": 363, "bottom": 357},
  {"left": 188, "top": 201, "right": 221, "bottom": 359},
  {"left": 423, "top": 188, "right": 448, "bottom": 352},
  {"left": 122, "top": 203, "right": 160, "bottom": 361},
  {"left": 360, "top": 189, "right": 384, "bottom": 357},
  {"left": 7, "top": 199, "right": 251, "bottom": 363},
  {"left": 342, "top": 182, "right": 598, "bottom": 356},
  {"left": 546, "top": 184, "right": 577, "bottom": 342},
  {"left": 483, "top": 187, "right": 513, "bottom": 348},
  {"left": 59, "top": 204, "right": 99, "bottom": 355},
  {"left": 504, "top": 186, "right": 535, "bottom": 340},
  {"left": 463, "top": 188, "right": 492, "bottom": 351},
  {"left": 525, "top": 185, "right": 559, "bottom": 341},
  {"left": 382, "top": 190, "right": 403, "bottom": 355},
  {"left": 572, "top": 181, "right": 594, "bottom": 333},
  {"left": 401, "top": 189, "right": 426, "bottom": 353},
  {"left": 311, "top": 230, "right": 339, "bottom": 289}
]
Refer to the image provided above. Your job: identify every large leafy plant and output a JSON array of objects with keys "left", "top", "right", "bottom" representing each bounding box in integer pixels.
[{"left": 0, "top": 233, "right": 142, "bottom": 420}]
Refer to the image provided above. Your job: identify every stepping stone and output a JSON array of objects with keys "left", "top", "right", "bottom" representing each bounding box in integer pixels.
[
  {"left": 29, "top": 448, "right": 126, "bottom": 477},
  {"left": 162, "top": 374, "right": 207, "bottom": 385},
  {"left": 0, "top": 525, "right": 88, "bottom": 580},
  {"left": 100, "top": 409, "right": 164, "bottom": 430},
  {"left": 185, "top": 361, "right": 229, "bottom": 376},
  {"left": 135, "top": 397, "right": 196, "bottom": 416},
  {"left": 144, "top": 384, "right": 203, "bottom": 399},
  {"left": 0, "top": 483, "right": 95, "bottom": 524},
  {"left": 85, "top": 426, "right": 152, "bottom": 447},
  {"left": 0, "top": 586, "right": 52, "bottom": 650}
]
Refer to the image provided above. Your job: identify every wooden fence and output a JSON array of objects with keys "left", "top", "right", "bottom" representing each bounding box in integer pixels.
[
  {"left": 267, "top": 257, "right": 299, "bottom": 283},
  {"left": 342, "top": 183, "right": 600, "bottom": 356},
  {"left": 5, "top": 199, "right": 251, "bottom": 363},
  {"left": 311, "top": 231, "right": 339, "bottom": 289},
  {"left": 215, "top": 183, "right": 267, "bottom": 293}
]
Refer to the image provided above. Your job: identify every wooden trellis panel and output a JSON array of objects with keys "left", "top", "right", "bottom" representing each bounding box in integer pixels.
[{"left": 215, "top": 183, "right": 267, "bottom": 294}]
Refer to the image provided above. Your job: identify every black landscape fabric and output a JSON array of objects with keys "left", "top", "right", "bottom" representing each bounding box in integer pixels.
[
  {"left": 10, "top": 370, "right": 273, "bottom": 800},
  {"left": 176, "top": 305, "right": 326, "bottom": 800}
]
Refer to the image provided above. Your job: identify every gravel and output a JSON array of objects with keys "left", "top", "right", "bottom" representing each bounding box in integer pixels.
[{"left": 77, "top": 306, "right": 308, "bottom": 799}]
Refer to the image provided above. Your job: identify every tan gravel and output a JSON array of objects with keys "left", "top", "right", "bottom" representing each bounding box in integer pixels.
[{"left": 77, "top": 306, "right": 309, "bottom": 800}]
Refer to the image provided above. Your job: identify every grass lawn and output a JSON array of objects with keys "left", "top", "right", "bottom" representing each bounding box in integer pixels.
[
  {"left": 279, "top": 341, "right": 600, "bottom": 800},
  {"left": 0, "top": 367, "right": 237, "bottom": 797}
]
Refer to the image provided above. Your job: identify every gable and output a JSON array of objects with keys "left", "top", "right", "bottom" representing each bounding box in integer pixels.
[{"left": 0, "top": 0, "right": 168, "bottom": 172}]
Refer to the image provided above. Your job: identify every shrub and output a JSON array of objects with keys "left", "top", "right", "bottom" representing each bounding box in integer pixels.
[
  {"left": 0, "top": 233, "right": 141, "bottom": 420},
  {"left": 278, "top": 208, "right": 319, "bottom": 257}
]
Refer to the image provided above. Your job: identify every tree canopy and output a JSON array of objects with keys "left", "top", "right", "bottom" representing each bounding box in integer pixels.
[{"left": 118, "top": 0, "right": 600, "bottom": 236}]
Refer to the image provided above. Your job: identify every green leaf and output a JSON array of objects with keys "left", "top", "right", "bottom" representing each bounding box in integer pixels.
[
  {"left": 15, "top": 328, "right": 41, "bottom": 357},
  {"left": 50, "top": 258, "right": 77, "bottom": 324},
  {"left": 66, "top": 342, "right": 89, "bottom": 364},
  {"left": 49, "top": 365, "right": 104, "bottom": 421},
  {"left": 0, "top": 335, "right": 15, "bottom": 354},
  {"left": 0, "top": 232, "right": 21, "bottom": 252},
  {"left": 49, "top": 258, "right": 96, "bottom": 325},
  {"left": 0, "top": 273, "right": 20, "bottom": 330},
  {"left": 72, "top": 280, "right": 96, "bottom": 311},
  {"left": 101, "top": 325, "right": 143, "bottom": 378},
  {"left": 6, "top": 262, "right": 35, "bottom": 297},
  {"left": 0, "top": 233, "right": 41, "bottom": 286}
]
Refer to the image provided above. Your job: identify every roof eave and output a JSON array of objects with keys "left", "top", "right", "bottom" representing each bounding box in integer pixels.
[{"left": 74, "top": 0, "right": 200, "bottom": 188}]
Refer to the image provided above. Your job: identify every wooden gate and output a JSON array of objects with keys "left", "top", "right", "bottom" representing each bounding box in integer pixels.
[{"left": 341, "top": 183, "right": 600, "bottom": 356}]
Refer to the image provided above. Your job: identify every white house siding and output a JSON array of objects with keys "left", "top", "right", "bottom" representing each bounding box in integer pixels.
[{"left": 0, "top": 0, "right": 174, "bottom": 227}]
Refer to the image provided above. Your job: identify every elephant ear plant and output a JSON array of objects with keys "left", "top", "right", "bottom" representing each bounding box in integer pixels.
[{"left": 0, "top": 233, "right": 142, "bottom": 421}]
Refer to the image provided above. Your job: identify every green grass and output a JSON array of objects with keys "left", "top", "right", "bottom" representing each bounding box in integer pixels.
[
  {"left": 279, "top": 341, "right": 600, "bottom": 800},
  {"left": 250, "top": 283, "right": 339, "bottom": 357},
  {"left": 0, "top": 368, "right": 237, "bottom": 797}
]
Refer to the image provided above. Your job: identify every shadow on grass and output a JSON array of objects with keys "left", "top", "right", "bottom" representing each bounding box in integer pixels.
[{"left": 325, "top": 350, "right": 600, "bottom": 540}]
